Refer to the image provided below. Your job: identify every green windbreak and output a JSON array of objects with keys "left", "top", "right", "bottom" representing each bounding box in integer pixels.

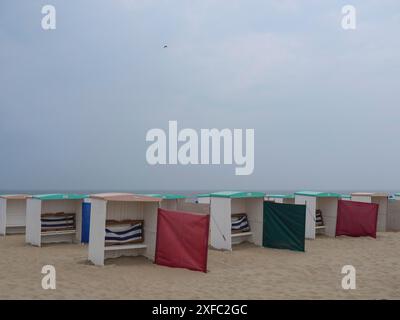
[{"left": 263, "top": 201, "right": 306, "bottom": 252}]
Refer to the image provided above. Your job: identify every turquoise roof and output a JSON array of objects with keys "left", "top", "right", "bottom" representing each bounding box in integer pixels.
[
  {"left": 144, "top": 194, "right": 186, "bottom": 200},
  {"left": 210, "top": 191, "right": 265, "bottom": 199},
  {"left": 294, "top": 191, "right": 341, "bottom": 198},
  {"left": 197, "top": 193, "right": 211, "bottom": 198},
  {"left": 266, "top": 194, "right": 295, "bottom": 199},
  {"left": 34, "top": 194, "right": 88, "bottom": 200}
]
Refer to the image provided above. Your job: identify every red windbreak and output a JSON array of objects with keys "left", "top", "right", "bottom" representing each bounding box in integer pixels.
[
  {"left": 155, "top": 208, "right": 210, "bottom": 272},
  {"left": 336, "top": 200, "right": 378, "bottom": 238}
]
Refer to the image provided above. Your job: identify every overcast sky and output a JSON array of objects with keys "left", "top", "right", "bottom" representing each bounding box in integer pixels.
[{"left": 1, "top": 0, "right": 399, "bottom": 193}]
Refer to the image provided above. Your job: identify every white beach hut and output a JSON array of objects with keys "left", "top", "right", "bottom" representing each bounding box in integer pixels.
[
  {"left": 265, "top": 194, "right": 295, "bottom": 204},
  {"left": 387, "top": 197, "right": 400, "bottom": 231},
  {"left": 144, "top": 194, "right": 186, "bottom": 210},
  {"left": 350, "top": 192, "right": 388, "bottom": 232},
  {"left": 88, "top": 193, "right": 161, "bottom": 266},
  {"left": 196, "top": 194, "right": 211, "bottom": 204},
  {"left": 0, "top": 194, "right": 31, "bottom": 235},
  {"left": 294, "top": 191, "right": 341, "bottom": 239},
  {"left": 209, "top": 191, "right": 265, "bottom": 251},
  {"left": 26, "top": 194, "right": 87, "bottom": 246}
]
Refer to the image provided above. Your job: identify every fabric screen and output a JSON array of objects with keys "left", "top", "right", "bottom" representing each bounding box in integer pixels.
[
  {"left": 263, "top": 201, "right": 306, "bottom": 252},
  {"left": 155, "top": 208, "right": 210, "bottom": 272},
  {"left": 336, "top": 200, "right": 378, "bottom": 238}
]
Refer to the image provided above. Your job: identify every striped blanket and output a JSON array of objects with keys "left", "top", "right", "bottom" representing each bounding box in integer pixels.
[
  {"left": 231, "top": 214, "right": 250, "bottom": 233},
  {"left": 316, "top": 210, "right": 324, "bottom": 226},
  {"left": 41, "top": 213, "right": 75, "bottom": 232},
  {"left": 105, "top": 222, "right": 144, "bottom": 246}
]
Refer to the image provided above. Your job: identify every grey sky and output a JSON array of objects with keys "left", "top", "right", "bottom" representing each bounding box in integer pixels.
[{"left": 1, "top": 0, "right": 399, "bottom": 193}]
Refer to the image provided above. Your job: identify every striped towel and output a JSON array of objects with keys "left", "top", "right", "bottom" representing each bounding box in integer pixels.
[
  {"left": 105, "top": 223, "right": 143, "bottom": 245},
  {"left": 231, "top": 214, "right": 250, "bottom": 233},
  {"left": 316, "top": 210, "right": 324, "bottom": 226},
  {"left": 41, "top": 214, "right": 75, "bottom": 231}
]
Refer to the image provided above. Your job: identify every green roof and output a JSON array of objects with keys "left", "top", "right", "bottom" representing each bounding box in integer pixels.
[
  {"left": 197, "top": 193, "right": 211, "bottom": 198},
  {"left": 294, "top": 191, "right": 342, "bottom": 198},
  {"left": 210, "top": 191, "right": 265, "bottom": 199},
  {"left": 144, "top": 194, "right": 186, "bottom": 200},
  {"left": 33, "top": 194, "right": 88, "bottom": 200},
  {"left": 266, "top": 194, "right": 295, "bottom": 199}
]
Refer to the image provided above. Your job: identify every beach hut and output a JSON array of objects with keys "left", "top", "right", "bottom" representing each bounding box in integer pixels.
[
  {"left": 387, "top": 197, "right": 400, "bottom": 231},
  {"left": 294, "top": 191, "right": 341, "bottom": 239},
  {"left": 88, "top": 193, "right": 161, "bottom": 266},
  {"left": 144, "top": 194, "right": 186, "bottom": 210},
  {"left": 196, "top": 194, "right": 211, "bottom": 204},
  {"left": 341, "top": 194, "right": 351, "bottom": 201},
  {"left": 0, "top": 194, "right": 31, "bottom": 235},
  {"left": 25, "top": 194, "right": 87, "bottom": 246},
  {"left": 147, "top": 193, "right": 210, "bottom": 215},
  {"left": 394, "top": 193, "right": 400, "bottom": 201},
  {"left": 209, "top": 191, "right": 265, "bottom": 250},
  {"left": 350, "top": 192, "right": 388, "bottom": 232},
  {"left": 265, "top": 194, "right": 295, "bottom": 204}
]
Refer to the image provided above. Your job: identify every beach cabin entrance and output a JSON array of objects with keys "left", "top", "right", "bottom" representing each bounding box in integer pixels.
[
  {"left": 264, "top": 194, "right": 295, "bottom": 204},
  {"left": 88, "top": 193, "right": 161, "bottom": 266},
  {"left": 351, "top": 193, "right": 388, "bottom": 232},
  {"left": 0, "top": 194, "right": 31, "bottom": 235},
  {"left": 26, "top": 194, "right": 87, "bottom": 246},
  {"left": 210, "top": 191, "right": 265, "bottom": 250},
  {"left": 294, "top": 191, "right": 341, "bottom": 239}
]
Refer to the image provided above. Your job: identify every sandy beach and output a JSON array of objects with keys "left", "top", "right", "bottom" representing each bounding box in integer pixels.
[{"left": 0, "top": 233, "right": 399, "bottom": 299}]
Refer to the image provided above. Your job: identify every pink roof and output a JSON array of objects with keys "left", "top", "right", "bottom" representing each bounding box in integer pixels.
[
  {"left": 90, "top": 193, "right": 161, "bottom": 202},
  {"left": 0, "top": 194, "right": 31, "bottom": 200},
  {"left": 351, "top": 192, "right": 388, "bottom": 197}
]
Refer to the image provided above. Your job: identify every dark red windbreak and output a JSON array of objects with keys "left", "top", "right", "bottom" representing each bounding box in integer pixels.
[
  {"left": 336, "top": 200, "right": 378, "bottom": 238},
  {"left": 155, "top": 208, "right": 210, "bottom": 273}
]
